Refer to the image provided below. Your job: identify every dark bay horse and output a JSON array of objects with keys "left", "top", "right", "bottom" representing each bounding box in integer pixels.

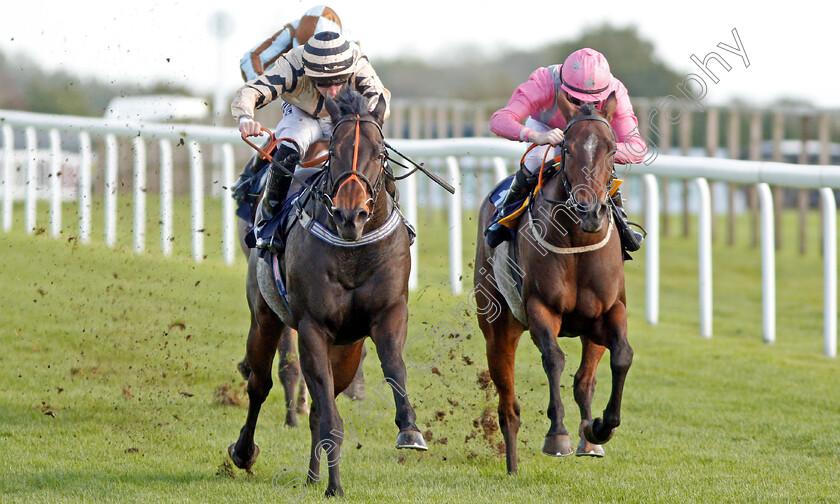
[
  {"left": 234, "top": 140, "right": 367, "bottom": 429},
  {"left": 474, "top": 91, "right": 633, "bottom": 474},
  {"left": 229, "top": 88, "right": 426, "bottom": 497}
]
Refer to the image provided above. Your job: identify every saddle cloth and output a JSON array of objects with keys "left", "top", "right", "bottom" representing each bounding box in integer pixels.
[
  {"left": 485, "top": 174, "right": 535, "bottom": 248},
  {"left": 233, "top": 165, "right": 319, "bottom": 252},
  {"left": 232, "top": 166, "right": 319, "bottom": 315},
  {"left": 491, "top": 241, "right": 527, "bottom": 326},
  {"left": 486, "top": 176, "right": 528, "bottom": 325}
]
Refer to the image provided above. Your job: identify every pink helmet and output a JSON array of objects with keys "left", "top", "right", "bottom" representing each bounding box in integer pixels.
[{"left": 559, "top": 48, "right": 613, "bottom": 103}]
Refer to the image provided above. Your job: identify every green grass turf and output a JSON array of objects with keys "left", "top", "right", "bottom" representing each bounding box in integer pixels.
[{"left": 1, "top": 198, "right": 838, "bottom": 503}]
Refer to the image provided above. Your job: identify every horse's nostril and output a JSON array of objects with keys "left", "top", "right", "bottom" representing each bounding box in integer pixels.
[{"left": 356, "top": 210, "right": 369, "bottom": 223}]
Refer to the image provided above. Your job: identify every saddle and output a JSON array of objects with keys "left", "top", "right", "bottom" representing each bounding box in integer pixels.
[
  {"left": 486, "top": 176, "right": 528, "bottom": 236},
  {"left": 484, "top": 172, "right": 545, "bottom": 248},
  {"left": 485, "top": 171, "right": 639, "bottom": 260},
  {"left": 231, "top": 154, "right": 270, "bottom": 227},
  {"left": 241, "top": 167, "right": 328, "bottom": 317},
  {"left": 247, "top": 168, "right": 327, "bottom": 253},
  {"left": 234, "top": 161, "right": 415, "bottom": 314}
]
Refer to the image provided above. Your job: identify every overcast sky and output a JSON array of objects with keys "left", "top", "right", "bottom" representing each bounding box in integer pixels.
[{"left": 0, "top": 0, "right": 833, "bottom": 110}]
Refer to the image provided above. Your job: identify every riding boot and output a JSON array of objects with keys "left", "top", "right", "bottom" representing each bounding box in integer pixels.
[
  {"left": 253, "top": 144, "right": 300, "bottom": 250},
  {"left": 610, "top": 186, "right": 644, "bottom": 254},
  {"left": 485, "top": 167, "right": 538, "bottom": 248},
  {"left": 502, "top": 167, "right": 538, "bottom": 209}
]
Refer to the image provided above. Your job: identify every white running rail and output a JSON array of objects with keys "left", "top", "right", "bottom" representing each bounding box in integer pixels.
[{"left": 0, "top": 110, "right": 837, "bottom": 357}]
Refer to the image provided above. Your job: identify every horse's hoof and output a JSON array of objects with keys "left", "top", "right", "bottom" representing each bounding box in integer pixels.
[
  {"left": 228, "top": 442, "right": 260, "bottom": 471},
  {"left": 325, "top": 486, "right": 344, "bottom": 498},
  {"left": 575, "top": 437, "right": 605, "bottom": 457},
  {"left": 396, "top": 429, "right": 428, "bottom": 451},
  {"left": 542, "top": 434, "right": 573, "bottom": 457},
  {"left": 285, "top": 411, "right": 298, "bottom": 428},
  {"left": 583, "top": 418, "right": 614, "bottom": 445}
]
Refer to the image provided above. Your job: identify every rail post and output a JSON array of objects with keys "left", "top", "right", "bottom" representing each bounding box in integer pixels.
[
  {"left": 695, "top": 177, "right": 712, "bottom": 338},
  {"left": 644, "top": 174, "right": 660, "bottom": 325},
  {"left": 758, "top": 183, "right": 776, "bottom": 344}
]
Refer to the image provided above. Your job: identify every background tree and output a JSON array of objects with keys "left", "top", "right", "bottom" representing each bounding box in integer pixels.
[
  {"left": 0, "top": 24, "right": 682, "bottom": 118},
  {"left": 376, "top": 23, "right": 682, "bottom": 101}
]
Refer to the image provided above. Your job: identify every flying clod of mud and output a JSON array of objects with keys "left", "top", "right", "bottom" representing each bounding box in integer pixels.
[{"left": 213, "top": 382, "right": 248, "bottom": 407}]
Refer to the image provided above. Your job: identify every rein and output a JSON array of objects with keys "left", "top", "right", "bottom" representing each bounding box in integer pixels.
[
  {"left": 293, "top": 113, "right": 406, "bottom": 248},
  {"left": 240, "top": 110, "right": 451, "bottom": 248},
  {"left": 327, "top": 115, "right": 387, "bottom": 219},
  {"left": 525, "top": 113, "right": 618, "bottom": 254},
  {"left": 533, "top": 113, "right": 616, "bottom": 209},
  {"left": 241, "top": 128, "right": 334, "bottom": 207}
]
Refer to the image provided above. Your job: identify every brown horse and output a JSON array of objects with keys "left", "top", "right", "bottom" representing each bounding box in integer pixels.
[
  {"left": 474, "top": 91, "right": 633, "bottom": 474},
  {"left": 228, "top": 88, "right": 426, "bottom": 497},
  {"left": 234, "top": 140, "right": 367, "bottom": 429}
]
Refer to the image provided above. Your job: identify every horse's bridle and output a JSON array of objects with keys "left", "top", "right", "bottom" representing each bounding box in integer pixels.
[
  {"left": 326, "top": 115, "right": 388, "bottom": 219},
  {"left": 537, "top": 113, "right": 617, "bottom": 210}
]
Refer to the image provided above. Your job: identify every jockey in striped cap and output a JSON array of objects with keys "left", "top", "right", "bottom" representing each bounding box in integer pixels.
[
  {"left": 232, "top": 30, "right": 390, "bottom": 250},
  {"left": 301, "top": 31, "right": 356, "bottom": 85}
]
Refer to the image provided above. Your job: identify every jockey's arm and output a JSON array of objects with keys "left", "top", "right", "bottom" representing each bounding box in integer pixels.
[
  {"left": 352, "top": 56, "right": 391, "bottom": 122},
  {"left": 610, "top": 92, "right": 647, "bottom": 165},
  {"left": 231, "top": 58, "right": 295, "bottom": 136},
  {"left": 489, "top": 67, "right": 558, "bottom": 143}
]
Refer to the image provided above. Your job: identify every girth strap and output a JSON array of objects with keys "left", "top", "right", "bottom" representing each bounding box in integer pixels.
[
  {"left": 297, "top": 204, "right": 404, "bottom": 248},
  {"left": 527, "top": 209, "right": 614, "bottom": 255}
]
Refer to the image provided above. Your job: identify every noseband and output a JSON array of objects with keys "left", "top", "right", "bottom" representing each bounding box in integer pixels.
[
  {"left": 327, "top": 115, "right": 387, "bottom": 218},
  {"left": 537, "top": 114, "right": 616, "bottom": 210}
]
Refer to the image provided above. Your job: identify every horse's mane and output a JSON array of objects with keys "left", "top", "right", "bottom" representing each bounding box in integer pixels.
[{"left": 333, "top": 87, "right": 369, "bottom": 118}]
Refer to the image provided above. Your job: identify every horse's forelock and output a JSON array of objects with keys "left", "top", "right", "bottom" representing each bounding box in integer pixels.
[
  {"left": 335, "top": 87, "right": 369, "bottom": 118},
  {"left": 579, "top": 103, "right": 597, "bottom": 116}
]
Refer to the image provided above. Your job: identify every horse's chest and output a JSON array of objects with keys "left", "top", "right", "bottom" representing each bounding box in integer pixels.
[
  {"left": 531, "top": 266, "right": 615, "bottom": 319},
  {"left": 288, "top": 252, "right": 401, "bottom": 324}
]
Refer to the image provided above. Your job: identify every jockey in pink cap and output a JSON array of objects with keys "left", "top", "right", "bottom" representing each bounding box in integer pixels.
[{"left": 487, "top": 47, "right": 647, "bottom": 255}]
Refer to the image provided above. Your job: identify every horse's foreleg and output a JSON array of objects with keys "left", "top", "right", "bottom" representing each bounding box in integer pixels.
[
  {"left": 484, "top": 318, "right": 524, "bottom": 474},
  {"left": 298, "top": 319, "right": 344, "bottom": 498},
  {"left": 305, "top": 393, "right": 321, "bottom": 484},
  {"left": 527, "top": 302, "right": 573, "bottom": 457},
  {"left": 584, "top": 301, "right": 633, "bottom": 445},
  {"left": 229, "top": 297, "right": 282, "bottom": 471},
  {"left": 370, "top": 303, "right": 427, "bottom": 451},
  {"left": 236, "top": 316, "right": 258, "bottom": 380},
  {"left": 574, "top": 338, "right": 606, "bottom": 456},
  {"left": 278, "top": 327, "right": 302, "bottom": 427}
]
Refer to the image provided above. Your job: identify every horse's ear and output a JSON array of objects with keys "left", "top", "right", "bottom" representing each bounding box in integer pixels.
[
  {"left": 325, "top": 93, "right": 342, "bottom": 123},
  {"left": 370, "top": 93, "right": 387, "bottom": 126},
  {"left": 556, "top": 90, "right": 578, "bottom": 122},
  {"left": 600, "top": 91, "right": 617, "bottom": 123}
]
